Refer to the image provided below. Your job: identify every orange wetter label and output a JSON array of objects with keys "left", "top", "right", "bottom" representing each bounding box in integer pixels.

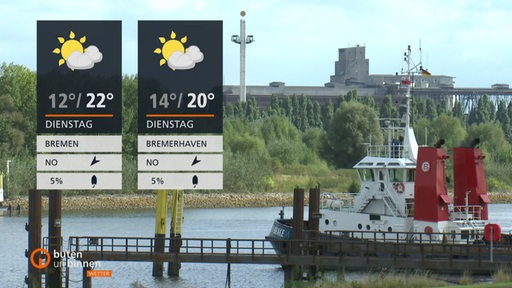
[{"left": 86, "top": 270, "right": 113, "bottom": 278}]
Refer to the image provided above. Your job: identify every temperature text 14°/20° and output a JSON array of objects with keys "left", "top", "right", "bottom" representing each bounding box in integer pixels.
[
  {"left": 149, "top": 92, "right": 215, "bottom": 109},
  {"left": 49, "top": 92, "right": 114, "bottom": 109}
]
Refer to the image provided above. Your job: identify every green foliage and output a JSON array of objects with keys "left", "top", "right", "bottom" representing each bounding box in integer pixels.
[
  {"left": 429, "top": 114, "right": 467, "bottom": 148},
  {"left": 122, "top": 75, "right": 138, "bottom": 157},
  {"left": 3, "top": 62, "right": 512, "bottom": 195},
  {"left": 325, "top": 101, "right": 382, "bottom": 168},
  {"left": 5, "top": 155, "right": 36, "bottom": 198},
  {"left": 425, "top": 98, "right": 438, "bottom": 120},
  {"left": 468, "top": 94, "right": 495, "bottom": 125},
  {"left": 223, "top": 151, "right": 272, "bottom": 193},
  {"left": 257, "top": 115, "right": 301, "bottom": 144},
  {"left": 466, "top": 122, "right": 508, "bottom": 158},
  {"left": 379, "top": 95, "right": 399, "bottom": 119},
  {"left": 302, "top": 128, "right": 326, "bottom": 156},
  {"left": 0, "top": 63, "right": 36, "bottom": 157},
  {"left": 493, "top": 269, "right": 512, "bottom": 283},
  {"left": 302, "top": 271, "right": 445, "bottom": 288}
]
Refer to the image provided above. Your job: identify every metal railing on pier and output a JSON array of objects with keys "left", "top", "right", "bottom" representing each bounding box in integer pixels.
[{"left": 67, "top": 233, "right": 512, "bottom": 274}]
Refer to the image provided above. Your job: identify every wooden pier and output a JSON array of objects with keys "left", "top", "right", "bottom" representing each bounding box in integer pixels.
[{"left": 67, "top": 233, "right": 512, "bottom": 287}]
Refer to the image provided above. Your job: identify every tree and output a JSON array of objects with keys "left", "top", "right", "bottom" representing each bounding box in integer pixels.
[
  {"left": 413, "top": 118, "right": 433, "bottom": 146},
  {"left": 496, "top": 99, "right": 511, "bottom": 141},
  {"left": 436, "top": 98, "right": 449, "bottom": 116},
  {"left": 312, "top": 101, "right": 323, "bottom": 128},
  {"left": 468, "top": 94, "right": 495, "bottom": 125},
  {"left": 359, "top": 95, "right": 376, "bottom": 109},
  {"left": 344, "top": 90, "right": 358, "bottom": 102},
  {"left": 451, "top": 100, "right": 465, "bottom": 121},
  {"left": 413, "top": 97, "right": 426, "bottom": 121},
  {"left": 324, "top": 101, "right": 382, "bottom": 168},
  {"left": 0, "top": 63, "right": 36, "bottom": 156},
  {"left": 429, "top": 114, "right": 467, "bottom": 148},
  {"left": 466, "top": 122, "right": 508, "bottom": 157},
  {"left": 121, "top": 75, "right": 138, "bottom": 156},
  {"left": 0, "top": 63, "right": 36, "bottom": 118},
  {"left": 322, "top": 100, "right": 334, "bottom": 130},
  {"left": 0, "top": 95, "right": 26, "bottom": 155},
  {"left": 303, "top": 127, "right": 326, "bottom": 156},
  {"left": 425, "top": 98, "right": 437, "bottom": 120},
  {"left": 379, "top": 95, "right": 398, "bottom": 119},
  {"left": 266, "top": 94, "right": 282, "bottom": 116},
  {"left": 257, "top": 116, "right": 301, "bottom": 144},
  {"left": 245, "top": 97, "right": 260, "bottom": 121}
]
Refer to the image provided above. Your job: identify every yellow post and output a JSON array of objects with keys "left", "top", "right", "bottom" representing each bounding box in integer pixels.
[
  {"left": 152, "top": 190, "right": 168, "bottom": 277},
  {"left": 155, "top": 190, "right": 168, "bottom": 235},
  {"left": 171, "top": 190, "right": 184, "bottom": 235}
]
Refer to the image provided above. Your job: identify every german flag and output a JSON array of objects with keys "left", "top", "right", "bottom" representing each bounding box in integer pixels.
[{"left": 420, "top": 67, "right": 431, "bottom": 76}]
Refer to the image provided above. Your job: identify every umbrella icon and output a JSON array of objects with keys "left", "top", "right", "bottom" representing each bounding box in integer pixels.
[
  {"left": 91, "top": 175, "right": 97, "bottom": 188},
  {"left": 192, "top": 175, "right": 198, "bottom": 188}
]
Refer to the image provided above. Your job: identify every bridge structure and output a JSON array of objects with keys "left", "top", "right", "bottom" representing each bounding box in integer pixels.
[
  {"left": 411, "top": 87, "right": 512, "bottom": 112},
  {"left": 223, "top": 84, "right": 512, "bottom": 112}
]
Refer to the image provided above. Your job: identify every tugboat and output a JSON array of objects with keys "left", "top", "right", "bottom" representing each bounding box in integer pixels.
[{"left": 268, "top": 45, "right": 500, "bottom": 246}]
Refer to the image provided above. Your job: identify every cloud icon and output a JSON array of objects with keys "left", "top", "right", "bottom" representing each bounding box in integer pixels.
[
  {"left": 66, "top": 45, "right": 103, "bottom": 70},
  {"left": 167, "top": 45, "right": 204, "bottom": 70}
]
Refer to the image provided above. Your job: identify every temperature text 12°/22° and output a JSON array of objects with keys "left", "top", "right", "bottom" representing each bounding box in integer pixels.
[{"left": 49, "top": 92, "right": 115, "bottom": 109}]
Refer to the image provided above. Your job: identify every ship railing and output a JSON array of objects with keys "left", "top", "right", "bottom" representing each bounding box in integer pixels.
[
  {"left": 320, "top": 193, "right": 356, "bottom": 211},
  {"left": 449, "top": 205, "right": 484, "bottom": 221},
  {"left": 366, "top": 144, "right": 405, "bottom": 158},
  {"left": 324, "top": 230, "right": 485, "bottom": 245}
]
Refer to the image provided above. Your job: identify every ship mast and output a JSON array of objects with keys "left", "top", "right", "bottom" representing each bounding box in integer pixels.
[
  {"left": 403, "top": 45, "right": 413, "bottom": 130},
  {"left": 400, "top": 45, "right": 421, "bottom": 161}
]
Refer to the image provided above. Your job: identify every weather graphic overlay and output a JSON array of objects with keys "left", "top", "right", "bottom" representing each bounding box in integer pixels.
[
  {"left": 154, "top": 31, "right": 204, "bottom": 70},
  {"left": 37, "top": 21, "right": 121, "bottom": 134},
  {"left": 138, "top": 21, "right": 223, "bottom": 134},
  {"left": 37, "top": 21, "right": 122, "bottom": 191},
  {"left": 53, "top": 31, "right": 103, "bottom": 70}
]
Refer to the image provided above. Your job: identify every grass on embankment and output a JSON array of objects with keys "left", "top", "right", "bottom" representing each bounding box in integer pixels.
[{"left": 286, "top": 269, "right": 512, "bottom": 288}]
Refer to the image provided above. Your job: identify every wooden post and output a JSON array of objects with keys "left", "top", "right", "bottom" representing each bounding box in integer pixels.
[
  {"left": 152, "top": 190, "right": 168, "bottom": 277},
  {"left": 283, "top": 187, "right": 305, "bottom": 284},
  {"left": 308, "top": 187, "right": 321, "bottom": 279},
  {"left": 83, "top": 266, "right": 92, "bottom": 288},
  {"left": 46, "top": 190, "right": 62, "bottom": 288},
  {"left": 27, "top": 189, "right": 42, "bottom": 288}
]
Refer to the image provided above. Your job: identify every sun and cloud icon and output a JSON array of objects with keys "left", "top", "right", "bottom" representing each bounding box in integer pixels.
[
  {"left": 154, "top": 30, "right": 204, "bottom": 70},
  {"left": 52, "top": 31, "right": 103, "bottom": 70}
]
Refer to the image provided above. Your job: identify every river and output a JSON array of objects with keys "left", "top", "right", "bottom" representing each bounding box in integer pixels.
[{"left": 2, "top": 204, "right": 512, "bottom": 287}]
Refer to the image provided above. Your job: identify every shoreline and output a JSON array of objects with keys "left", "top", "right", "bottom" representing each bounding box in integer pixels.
[
  {"left": 3, "top": 192, "right": 512, "bottom": 212},
  {"left": 2, "top": 192, "right": 295, "bottom": 211}
]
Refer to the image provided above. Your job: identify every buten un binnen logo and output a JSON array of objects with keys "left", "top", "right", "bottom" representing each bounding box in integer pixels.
[
  {"left": 30, "top": 248, "right": 99, "bottom": 270},
  {"left": 30, "top": 248, "right": 51, "bottom": 269}
]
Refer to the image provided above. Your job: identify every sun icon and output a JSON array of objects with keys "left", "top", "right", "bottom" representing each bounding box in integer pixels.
[
  {"left": 52, "top": 31, "right": 86, "bottom": 66},
  {"left": 154, "top": 31, "right": 188, "bottom": 66}
]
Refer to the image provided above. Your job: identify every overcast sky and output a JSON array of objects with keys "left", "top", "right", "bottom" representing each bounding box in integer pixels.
[{"left": 1, "top": 0, "right": 511, "bottom": 88}]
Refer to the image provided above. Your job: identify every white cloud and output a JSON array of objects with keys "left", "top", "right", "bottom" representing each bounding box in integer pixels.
[
  {"left": 167, "top": 45, "right": 204, "bottom": 70},
  {"left": 66, "top": 45, "right": 103, "bottom": 70},
  {"left": 186, "top": 45, "right": 204, "bottom": 62},
  {"left": 85, "top": 45, "right": 103, "bottom": 62}
]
